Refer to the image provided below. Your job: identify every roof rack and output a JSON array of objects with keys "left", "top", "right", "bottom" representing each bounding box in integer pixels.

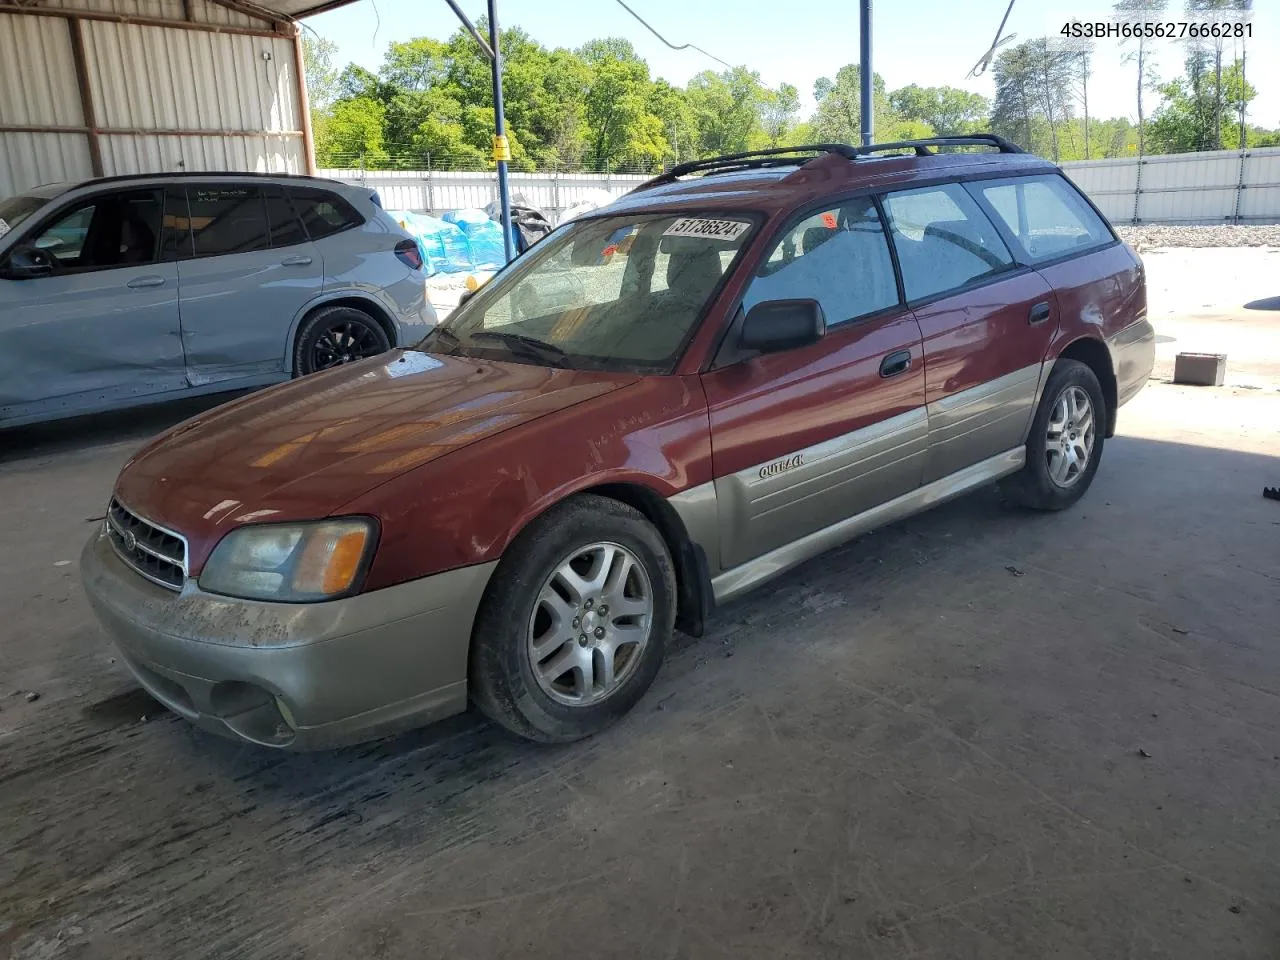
[
  {"left": 851, "top": 134, "right": 1024, "bottom": 157},
  {"left": 638, "top": 144, "right": 861, "bottom": 190},
  {"left": 635, "top": 133, "right": 1024, "bottom": 191}
]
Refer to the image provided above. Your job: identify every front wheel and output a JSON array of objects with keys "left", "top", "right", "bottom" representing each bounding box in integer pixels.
[
  {"left": 469, "top": 495, "right": 677, "bottom": 743},
  {"left": 293, "top": 305, "right": 391, "bottom": 377},
  {"left": 1001, "top": 359, "right": 1106, "bottom": 511}
]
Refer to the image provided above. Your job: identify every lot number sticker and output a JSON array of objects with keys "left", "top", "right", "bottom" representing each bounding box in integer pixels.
[{"left": 663, "top": 217, "right": 751, "bottom": 241}]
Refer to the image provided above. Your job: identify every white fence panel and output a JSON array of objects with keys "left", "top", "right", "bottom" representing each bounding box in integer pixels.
[
  {"left": 320, "top": 168, "right": 650, "bottom": 221},
  {"left": 1062, "top": 147, "right": 1280, "bottom": 224},
  {"left": 324, "top": 149, "right": 1280, "bottom": 226}
]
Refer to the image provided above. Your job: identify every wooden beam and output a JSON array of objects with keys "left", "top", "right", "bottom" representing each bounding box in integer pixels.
[
  {"left": 66, "top": 17, "right": 104, "bottom": 177},
  {"left": 205, "top": 0, "right": 295, "bottom": 35},
  {"left": 0, "top": 124, "right": 304, "bottom": 138},
  {"left": 0, "top": 4, "right": 291, "bottom": 39},
  {"left": 292, "top": 27, "right": 316, "bottom": 174}
]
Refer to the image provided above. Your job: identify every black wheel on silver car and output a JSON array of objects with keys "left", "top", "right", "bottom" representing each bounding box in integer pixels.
[
  {"left": 469, "top": 494, "right": 676, "bottom": 743},
  {"left": 1001, "top": 359, "right": 1106, "bottom": 511},
  {"left": 293, "top": 305, "right": 391, "bottom": 376}
]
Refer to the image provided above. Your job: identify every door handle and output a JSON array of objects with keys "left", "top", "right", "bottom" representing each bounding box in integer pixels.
[
  {"left": 1029, "top": 301, "right": 1051, "bottom": 325},
  {"left": 127, "top": 275, "right": 166, "bottom": 288},
  {"left": 281, "top": 255, "right": 314, "bottom": 266},
  {"left": 879, "top": 349, "right": 912, "bottom": 378}
]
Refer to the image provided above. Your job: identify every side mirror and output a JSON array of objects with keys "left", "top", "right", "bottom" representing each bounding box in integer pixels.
[
  {"left": 3, "top": 245, "right": 54, "bottom": 280},
  {"left": 740, "top": 298, "right": 825, "bottom": 354}
]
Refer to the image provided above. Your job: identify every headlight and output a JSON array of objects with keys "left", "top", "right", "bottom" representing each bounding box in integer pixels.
[{"left": 199, "top": 518, "right": 377, "bottom": 602}]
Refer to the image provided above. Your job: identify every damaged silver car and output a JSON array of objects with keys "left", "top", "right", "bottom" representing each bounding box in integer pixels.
[{"left": 0, "top": 173, "right": 436, "bottom": 428}]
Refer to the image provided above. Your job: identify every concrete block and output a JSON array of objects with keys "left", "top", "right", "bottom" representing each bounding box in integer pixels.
[{"left": 1173, "top": 352, "right": 1226, "bottom": 386}]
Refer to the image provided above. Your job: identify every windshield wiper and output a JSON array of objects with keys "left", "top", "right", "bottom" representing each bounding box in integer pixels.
[{"left": 469, "top": 331, "right": 576, "bottom": 369}]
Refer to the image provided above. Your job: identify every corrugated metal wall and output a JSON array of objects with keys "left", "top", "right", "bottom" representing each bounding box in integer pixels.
[
  {"left": 0, "top": 0, "right": 306, "bottom": 197},
  {"left": 1063, "top": 147, "right": 1280, "bottom": 224},
  {"left": 0, "top": 13, "right": 94, "bottom": 191}
]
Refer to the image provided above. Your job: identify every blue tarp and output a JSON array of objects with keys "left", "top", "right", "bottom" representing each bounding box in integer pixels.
[
  {"left": 443, "top": 208, "right": 506, "bottom": 269},
  {"left": 389, "top": 210, "right": 474, "bottom": 274}
]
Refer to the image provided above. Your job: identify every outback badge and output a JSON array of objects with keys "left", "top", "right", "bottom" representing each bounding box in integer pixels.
[{"left": 759, "top": 454, "right": 803, "bottom": 480}]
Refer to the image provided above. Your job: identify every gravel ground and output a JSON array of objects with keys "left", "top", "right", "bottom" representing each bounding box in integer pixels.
[{"left": 1116, "top": 223, "right": 1280, "bottom": 250}]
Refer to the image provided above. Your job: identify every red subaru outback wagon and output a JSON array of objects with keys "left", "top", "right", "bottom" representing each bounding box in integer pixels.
[{"left": 81, "top": 136, "right": 1154, "bottom": 748}]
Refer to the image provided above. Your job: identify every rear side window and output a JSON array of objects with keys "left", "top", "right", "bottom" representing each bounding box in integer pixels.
[
  {"left": 264, "top": 188, "right": 307, "bottom": 248},
  {"left": 186, "top": 185, "right": 270, "bottom": 258},
  {"left": 882, "top": 183, "right": 1014, "bottom": 302},
  {"left": 974, "top": 174, "right": 1113, "bottom": 262},
  {"left": 743, "top": 197, "right": 899, "bottom": 327},
  {"left": 288, "top": 187, "right": 363, "bottom": 240}
]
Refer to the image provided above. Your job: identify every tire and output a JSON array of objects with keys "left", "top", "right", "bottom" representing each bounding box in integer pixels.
[
  {"left": 1001, "top": 358, "right": 1107, "bottom": 511},
  {"left": 292, "top": 305, "right": 391, "bottom": 377},
  {"left": 470, "top": 494, "right": 677, "bottom": 743}
]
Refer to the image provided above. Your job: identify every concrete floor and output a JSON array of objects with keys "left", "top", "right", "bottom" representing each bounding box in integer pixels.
[{"left": 1, "top": 253, "right": 1278, "bottom": 959}]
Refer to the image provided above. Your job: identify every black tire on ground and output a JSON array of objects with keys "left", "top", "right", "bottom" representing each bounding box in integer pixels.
[
  {"left": 469, "top": 494, "right": 677, "bottom": 743},
  {"left": 1001, "top": 358, "right": 1107, "bottom": 511},
  {"left": 292, "top": 305, "right": 391, "bottom": 377}
]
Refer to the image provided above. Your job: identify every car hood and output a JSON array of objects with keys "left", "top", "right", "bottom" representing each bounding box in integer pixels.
[{"left": 115, "top": 350, "right": 637, "bottom": 552}]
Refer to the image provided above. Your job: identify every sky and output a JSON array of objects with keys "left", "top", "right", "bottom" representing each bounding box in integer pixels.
[{"left": 307, "top": 0, "right": 1279, "bottom": 130}]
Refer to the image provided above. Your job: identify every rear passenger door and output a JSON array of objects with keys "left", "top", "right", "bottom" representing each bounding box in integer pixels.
[
  {"left": 702, "top": 197, "right": 928, "bottom": 571},
  {"left": 169, "top": 183, "right": 323, "bottom": 386},
  {"left": 882, "top": 182, "right": 1056, "bottom": 482}
]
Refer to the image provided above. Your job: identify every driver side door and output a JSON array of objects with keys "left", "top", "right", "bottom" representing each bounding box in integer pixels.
[
  {"left": 0, "top": 188, "right": 186, "bottom": 423},
  {"left": 700, "top": 197, "right": 929, "bottom": 572}
]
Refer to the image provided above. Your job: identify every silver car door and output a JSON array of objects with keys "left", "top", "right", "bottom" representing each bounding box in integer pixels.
[
  {"left": 0, "top": 188, "right": 185, "bottom": 424},
  {"left": 170, "top": 182, "right": 323, "bottom": 386}
]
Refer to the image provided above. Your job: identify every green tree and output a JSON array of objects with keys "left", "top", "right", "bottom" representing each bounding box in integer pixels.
[
  {"left": 302, "top": 34, "right": 340, "bottom": 109},
  {"left": 1151, "top": 58, "right": 1257, "bottom": 151},
  {"left": 888, "top": 84, "right": 989, "bottom": 136},
  {"left": 579, "top": 42, "right": 669, "bottom": 171},
  {"left": 649, "top": 80, "right": 697, "bottom": 163},
  {"left": 336, "top": 64, "right": 386, "bottom": 102},
  {"left": 381, "top": 37, "right": 452, "bottom": 91},
  {"left": 758, "top": 82, "right": 801, "bottom": 146},
  {"left": 811, "top": 65, "right": 900, "bottom": 143},
  {"left": 991, "top": 40, "right": 1074, "bottom": 159},
  {"left": 686, "top": 68, "right": 766, "bottom": 155},
  {"left": 315, "top": 97, "right": 388, "bottom": 167},
  {"left": 1115, "top": 0, "right": 1169, "bottom": 156}
]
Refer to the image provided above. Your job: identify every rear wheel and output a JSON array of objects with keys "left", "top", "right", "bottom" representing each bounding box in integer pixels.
[
  {"left": 470, "top": 495, "right": 676, "bottom": 743},
  {"left": 1001, "top": 359, "right": 1106, "bottom": 511},
  {"left": 293, "top": 305, "right": 390, "bottom": 377}
]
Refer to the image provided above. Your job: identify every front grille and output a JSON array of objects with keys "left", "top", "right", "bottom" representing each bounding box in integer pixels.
[{"left": 106, "top": 499, "right": 187, "bottom": 591}]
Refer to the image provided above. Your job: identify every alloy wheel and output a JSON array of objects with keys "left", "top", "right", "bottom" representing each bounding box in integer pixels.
[
  {"left": 311, "top": 321, "right": 383, "bottom": 370},
  {"left": 526, "top": 541, "right": 654, "bottom": 706},
  {"left": 1045, "top": 385, "right": 1095, "bottom": 488}
]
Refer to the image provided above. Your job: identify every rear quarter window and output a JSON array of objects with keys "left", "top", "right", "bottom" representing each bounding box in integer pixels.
[
  {"left": 973, "top": 174, "right": 1113, "bottom": 263},
  {"left": 288, "top": 187, "right": 364, "bottom": 240}
]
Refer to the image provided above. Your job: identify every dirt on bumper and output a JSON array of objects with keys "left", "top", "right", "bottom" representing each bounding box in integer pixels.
[{"left": 79, "top": 532, "right": 495, "bottom": 749}]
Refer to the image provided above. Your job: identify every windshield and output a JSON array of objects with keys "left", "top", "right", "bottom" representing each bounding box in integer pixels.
[
  {"left": 0, "top": 196, "right": 49, "bottom": 240},
  {"left": 419, "top": 211, "right": 757, "bottom": 372}
]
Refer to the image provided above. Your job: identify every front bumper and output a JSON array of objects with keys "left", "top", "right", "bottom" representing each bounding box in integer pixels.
[{"left": 80, "top": 532, "right": 495, "bottom": 749}]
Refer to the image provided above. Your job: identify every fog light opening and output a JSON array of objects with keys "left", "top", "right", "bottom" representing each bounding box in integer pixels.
[{"left": 276, "top": 696, "right": 297, "bottom": 731}]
